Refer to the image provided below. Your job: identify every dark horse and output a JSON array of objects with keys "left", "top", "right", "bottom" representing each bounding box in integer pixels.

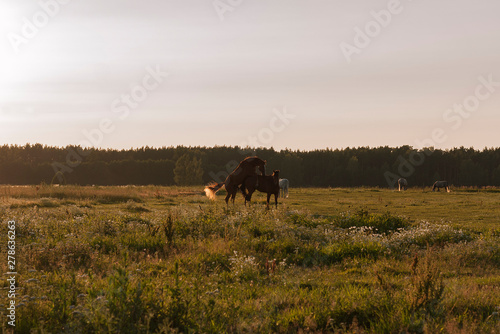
[
  {"left": 204, "top": 156, "right": 266, "bottom": 206},
  {"left": 398, "top": 178, "right": 408, "bottom": 191},
  {"left": 240, "top": 170, "right": 280, "bottom": 208},
  {"left": 432, "top": 180, "right": 449, "bottom": 192}
]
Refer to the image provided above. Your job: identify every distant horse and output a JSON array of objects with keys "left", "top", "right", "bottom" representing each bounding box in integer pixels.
[
  {"left": 240, "top": 170, "right": 280, "bottom": 208},
  {"left": 398, "top": 178, "right": 408, "bottom": 191},
  {"left": 204, "top": 156, "right": 266, "bottom": 206},
  {"left": 432, "top": 181, "right": 450, "bottom": 192},
  {"left": 279, "top": 178, "right": 289, "bottom": 198}
]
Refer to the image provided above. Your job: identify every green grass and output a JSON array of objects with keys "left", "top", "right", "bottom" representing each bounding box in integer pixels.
[
  {"left": 288, "top": 187, "right": 500, "bottom": 230},
  {"left": 1, "top": 186, "right": 500, "bottom": 333}
]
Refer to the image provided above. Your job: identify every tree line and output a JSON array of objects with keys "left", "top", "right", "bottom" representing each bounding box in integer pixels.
[{"left": 1, "top": 144, "right": 499, "bottom": 188}]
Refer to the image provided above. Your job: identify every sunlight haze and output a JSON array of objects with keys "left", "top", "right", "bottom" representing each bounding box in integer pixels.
[{"left": 1, "top": 0, "right": 499, "bottom": 150}]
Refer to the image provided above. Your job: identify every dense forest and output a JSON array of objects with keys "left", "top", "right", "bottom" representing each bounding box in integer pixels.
[{"left": 1, "top": 144, "right": 500, "bottom": 188}]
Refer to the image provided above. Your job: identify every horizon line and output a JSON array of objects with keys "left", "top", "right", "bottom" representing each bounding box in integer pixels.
[{"left": 1, "top": 142, "right": 500, "bottom": 153}]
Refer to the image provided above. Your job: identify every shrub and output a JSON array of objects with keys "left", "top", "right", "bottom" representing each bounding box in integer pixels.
[{"left": 333, "top": 210, "right": 409, "bottom": 234}]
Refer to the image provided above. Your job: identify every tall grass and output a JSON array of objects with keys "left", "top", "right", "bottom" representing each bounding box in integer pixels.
[{"left": 1, "top": 187, "right": 500, "bottom": 333}]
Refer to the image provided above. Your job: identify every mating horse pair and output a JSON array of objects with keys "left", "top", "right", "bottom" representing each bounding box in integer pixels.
[{"left": 204, "top": 156, "right": 280, "bottom": 208}]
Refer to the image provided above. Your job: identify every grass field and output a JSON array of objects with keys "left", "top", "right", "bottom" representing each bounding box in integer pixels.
[{"left": 1, "top": 185, "right": 500, "bottom": 333}]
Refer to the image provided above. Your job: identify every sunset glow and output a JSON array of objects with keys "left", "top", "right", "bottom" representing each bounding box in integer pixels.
[{"left": 1, "top": 0, "right": 499, "bottom": 150}]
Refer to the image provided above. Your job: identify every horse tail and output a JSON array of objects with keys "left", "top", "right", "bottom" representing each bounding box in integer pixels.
[{"left": 204, "top": 182, "right": 224, "bottom": 200}]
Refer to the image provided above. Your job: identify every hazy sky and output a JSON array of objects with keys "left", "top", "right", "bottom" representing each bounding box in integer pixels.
[{"left": 1, "top": 0, "right": 499, "bottom": 151}]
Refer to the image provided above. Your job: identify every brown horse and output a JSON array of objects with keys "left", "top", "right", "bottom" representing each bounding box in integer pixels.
[
  {"left": 240, "top": 170, "right": 280, "bottom": 208},
  {"left": 204, "top": 156, "right": 266, "bottom": 205}
]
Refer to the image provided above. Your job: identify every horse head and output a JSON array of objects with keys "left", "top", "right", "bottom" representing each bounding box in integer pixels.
[
  {"left": 245, "top": 156, "right": 266, "bottom": 175},
  {"left": 272, "top": 170, "right": 280, "bottom": 185}
]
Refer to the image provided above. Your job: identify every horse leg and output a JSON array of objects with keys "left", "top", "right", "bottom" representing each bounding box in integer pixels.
[
  {"left": 227, "top": 186, "right": 237, "bottom": 205},
  {"left": 240, "top": 184, "right": 247, "bottom": 199},
  {"left": 266, "top": 193, "right": 271, "bottom": 209},
  {"left": 240, "top": 185, "right": 250, "bottom": 206},
  {"left": 246, "top": 188, "right": 255, "bottom": 206},
  {"left": 244, "top": 191, "right": 249, "bottom": 206},
  {"left": 274, "top": 193, "right": 278, "bottom": 208}
]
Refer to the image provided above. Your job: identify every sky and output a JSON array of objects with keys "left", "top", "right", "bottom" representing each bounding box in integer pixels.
[{"left": 1, "top": 0, "right": 499, "bottom": 151}]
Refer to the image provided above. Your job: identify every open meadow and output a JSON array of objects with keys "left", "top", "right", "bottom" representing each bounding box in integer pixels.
[{"left": 1, "top": 185, "right": 500, "bottom": 333}]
